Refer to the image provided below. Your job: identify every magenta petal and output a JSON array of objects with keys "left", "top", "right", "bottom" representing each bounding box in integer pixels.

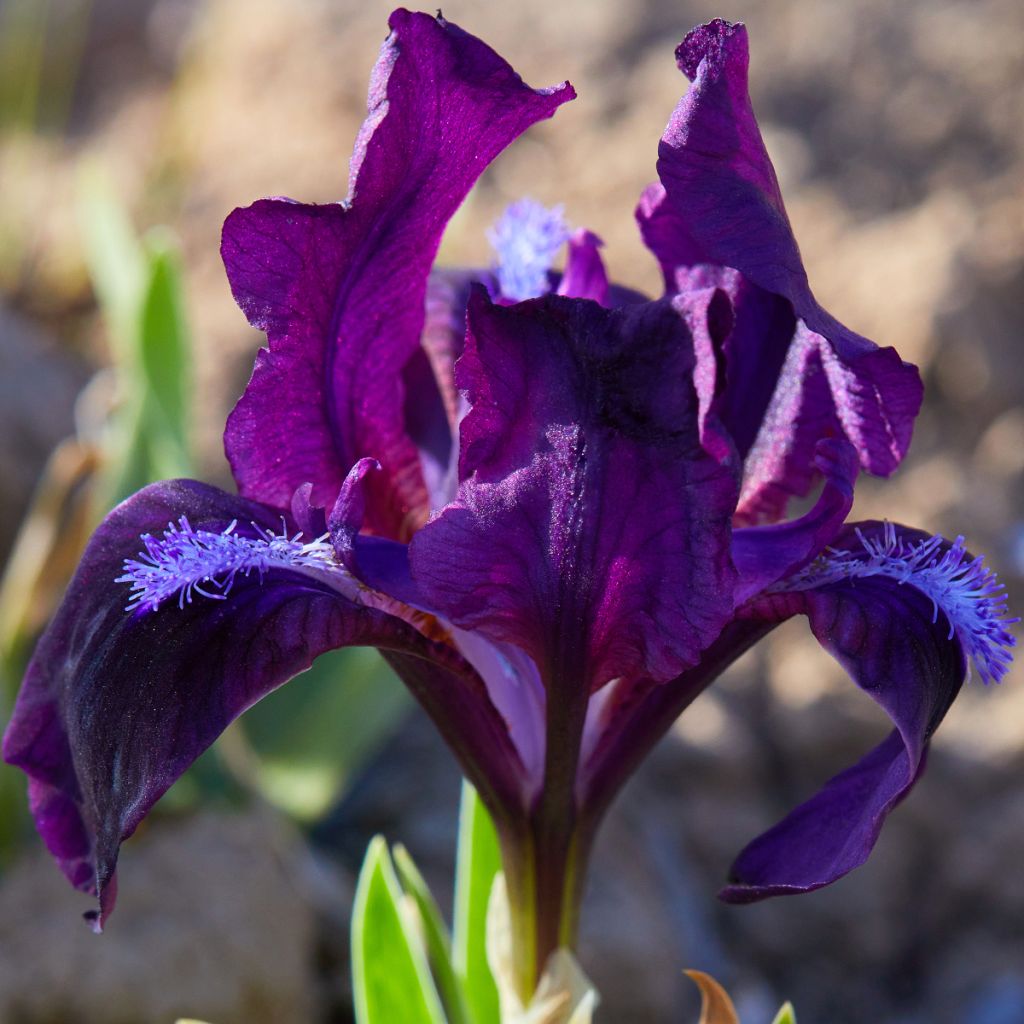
[
  {"left": 328, "top": 457, "right": 381, "bottom": 573},
  {"left": 673, "top": 262, "right": 796, "bottom": 464},
  {"left": 410, "top": 289, "right": 738, "bottom": 692},
  {"left": 1, "top": 479, "right": 518, "bottom": 927},
  {"left": 731, "top": 438, "right": 857, "bottom": 603},
  {"left": 654, "top": 19, "right": 922, "bottom": 506},
  {"left": 635, "top": 182, "right": 703, "bottom": 293},
  {"left": 422, "top": 268, "right": 488, "bottom": 432},
  {"left": 222, "top": 11, "right": 574, "bottom": 539},
  {"left": 557, "top": 229, "right": 610, "bottom": 305},
  {"left": 720, "top": 523, "right": 968, "bottom": 902}
]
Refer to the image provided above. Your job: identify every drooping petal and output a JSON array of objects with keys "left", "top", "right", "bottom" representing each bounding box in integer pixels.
[
  {"left": 2, "top": 479, "right": 520, "bottom": 928},
  {"left": 410, "top": 288, "right": 738, "bottom": 695},
  {"left": 221, "top": 11, "right": 574, "bottom": 539},
  {"left": 718, "top": 521, "right": 1011, "bottom": 902},
  {"left": 652, "top": 20, "right": 922, "bottom": 514}
]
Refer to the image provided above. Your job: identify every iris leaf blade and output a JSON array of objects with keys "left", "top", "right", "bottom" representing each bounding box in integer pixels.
[
  {"left": 452, "top": 782, "right": 502, "bottom": 1024},
  {"left": 394, "top": 843, "right": 471, "bottom": 1024},
  {"left": 352, "top": 836, "right": 447, "bottom": 1024},
  {"left": 771, "top": 1002, "right": 797, "bottom": 1024}
]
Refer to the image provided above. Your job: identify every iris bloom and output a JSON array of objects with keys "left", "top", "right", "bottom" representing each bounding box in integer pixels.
[{"left": 3, "top": 10, "right": 1015, "bottom": 999}]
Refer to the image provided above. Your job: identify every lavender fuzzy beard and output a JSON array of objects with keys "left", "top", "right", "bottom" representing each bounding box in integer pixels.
[{"left": 779, "top": 523, "right": 1018, "bottom": 685}]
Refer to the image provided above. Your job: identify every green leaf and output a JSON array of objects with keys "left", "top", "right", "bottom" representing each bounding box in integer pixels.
[
  {"left": 452, "top": 783, "right": 502, "bottom": 1024},
  {"left": 138, "top": 231, "right": 191, "bottom": 458},
  {"left": 77, "top": 165, "right": 145, "bottom": 363},
  {"left": 394, "top": 844, "right": 471, "bottom": 1024},
  {"left": 77, "top": 170, "right": 195, "bottom": 513},
  {"left": 352, "top": 836, "right": 447, "bottom": 1024},
  {"left": 771, "top": 1002, "right": 797, "bottom": 1024}
]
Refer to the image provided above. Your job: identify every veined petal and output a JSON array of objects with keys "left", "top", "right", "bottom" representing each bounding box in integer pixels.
[
  {"left": 410, "top": 289, "right": 738, "bottom": 694},
  {"left": 221, "top": 11, "right": 574, "bottom": 539},
  {"left": 2, "top": 480, "right": 520, "bottom": 928},
  {"left": 652, "top": 20, "right": 922, "bottom": 516},
  {"left": 720, "top": 521, "right": 1016, "bottom": 902}
]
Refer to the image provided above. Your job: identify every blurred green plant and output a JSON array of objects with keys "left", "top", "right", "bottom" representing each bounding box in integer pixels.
[{"left": 0, "top": 0, "right": 91, "bottom": 135}]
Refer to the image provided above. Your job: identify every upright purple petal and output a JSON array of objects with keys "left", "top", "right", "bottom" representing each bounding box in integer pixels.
[
  {"left": 719, "top": 522, "right": 997, "bottom": 902},
  {"left": 557, "top": 230, "right": 610, "bottom": 305},
  {"left": 2, "top": 480, "right": 520, "bottom": 928},
  {"left": 422, "top": 268, "right": 487, "bottom": 434},
  {"left": 672, "top": 262, "right": 796, "bottom": 466},
  {"left": 652, "top": 20, "right": 922, "bottom": 514},
  {"left": 410, "top": 289, "right": 738, "bottom": 694},
  {"left": 221, "top": 11, "right": 574, "bottom": 539}
]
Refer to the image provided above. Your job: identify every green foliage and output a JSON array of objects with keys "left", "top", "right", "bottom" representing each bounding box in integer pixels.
[
  {"left": 352, "top": 836, "right": 447, "bottom": 1024},
  {"left": 452, "top": 783, "right": 502, "bottom": 1024},
  {"left": 770, "top": 1002, "right": 797, "bottom": 1024},
  {"left": 394, "top": 845, "right": 471, "bottom": 1024},
  {"left": 351, "top": 789, "right": 505, "bottom": 1024},
  {"left": 78, "top": 172, "right": 193, "bottom": 510}
]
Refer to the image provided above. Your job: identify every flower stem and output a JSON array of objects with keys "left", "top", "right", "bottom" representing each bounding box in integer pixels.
[{"left": 499, "top": 817, "right": 589, "bottom": 1005}]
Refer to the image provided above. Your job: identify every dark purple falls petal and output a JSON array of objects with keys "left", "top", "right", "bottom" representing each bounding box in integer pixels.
[
  {"left": 2, "top": 479, "right": 520, "bottom": 928},
  {"left": 719, "top": 523, "right": 968, "bottom": 902},
  {"left": 221, "top": 10, "right": 574, "bottom": 540},
  {"left": 648, "top": 19, "right": 922, "bottom": 520},
  {"left": 410, "top": 288, "right": 738, "bottom": 694}
]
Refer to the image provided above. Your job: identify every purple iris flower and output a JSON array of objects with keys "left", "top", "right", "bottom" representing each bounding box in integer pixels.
[{"left": 3, "top": 8, "right": 1015, "bottom": 991}]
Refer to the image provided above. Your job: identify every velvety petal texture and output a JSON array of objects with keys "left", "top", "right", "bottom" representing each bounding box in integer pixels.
[
  {"left": 222, "top": 10, "right": 574, "bottom": 539},
  {"left": 649, "top": 20, "right": 923, "bottom": 521},
  {"left": 410, "top": 289, "right": 738, "bottom": 693},
  {"left": 1, "top": 480, "right": 514, "bottom": 928},
  {"left": 720, "top": 523, "right": 969, "bottom": 901}
]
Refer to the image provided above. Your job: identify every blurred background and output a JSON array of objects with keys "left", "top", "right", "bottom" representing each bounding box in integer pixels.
[{"left": 0, "top": 0, "right": 1022, "bottom": 1021}]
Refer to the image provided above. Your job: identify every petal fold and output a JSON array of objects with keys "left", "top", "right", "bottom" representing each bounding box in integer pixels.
[
  {"left": 222, "top": 11, "right": 574, "bottom": 538},
  {"left": 731, "top": 438, "right": 857, "bottom": 603},
  {"left": 410, "top": 289, "right": 738, "bottom": 693},
  {"left": 651, "top": 20, "right": 922, "bottom": 518}
]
